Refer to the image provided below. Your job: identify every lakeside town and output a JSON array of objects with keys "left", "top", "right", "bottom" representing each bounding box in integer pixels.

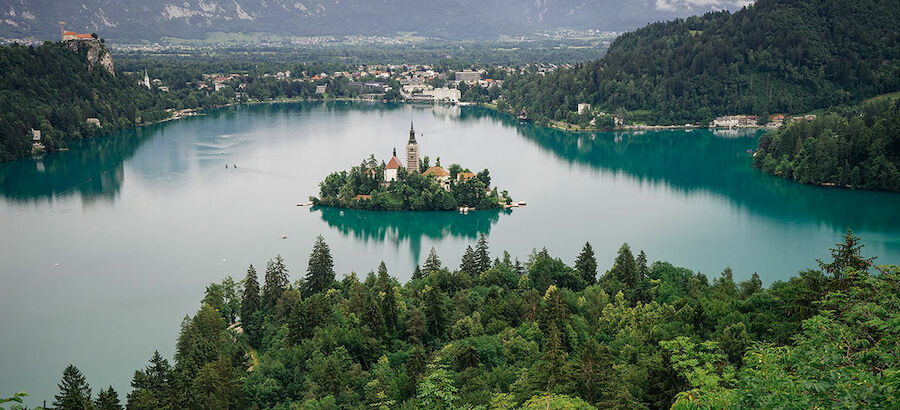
[{"left": 19, "top": 25, "right": 824, "bottom": 158}]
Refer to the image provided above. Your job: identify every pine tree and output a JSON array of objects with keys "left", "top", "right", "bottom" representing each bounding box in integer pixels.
[
  {"left": 514, "top": 258, "right": 525, "bottom": 276},
  {"left": 304, "top": 235, "right": 335, "bottom": 296},
  {"left": 740, "top": 272, "right": 763, "bottom": 297},
  {"left": 423, "top": 247, "right": 442, "bottom": 274},
  {"left": 576, "top": 339, "right": 630, "bottom": 407},
  {"left": 406, "top": 308, "right": 426, "bottom": 346},
  {"left": 609, "top": 243, "right": 639, "bottom": 298},
  {"left": 240, "top": 265, "right": 262, "bottom": 347},
  {"left": 263, "top": 255, "right": 289, "bottom": 310},
  {"left": 54, "top": 364, "right": 92, "bottom": 410},
  {"left": 574, "top": 242, "right": 598, "bottom": 285},
  {"left": 376, "top": 261, "right": 390, "bottom": 292},
  {"left": 540, "top": 285, "right": 570, "bottom": 334},
  {"left": 424, "top": 286, "right": 448, "bottom": 340},
  {"left": 538, "top": 324, "right": 571, "bottom": 394},
  {"left": 459, "top": 246, "right": 478, "bottom": 275},
  {"left": 378, "top": 263, "right": 398, "bottom": 334},
  {"left": 127, "top": 351, "right": 172, "bottom": 409},
  {"left": 817, "top": 229, "right": 875, "bottom": 278},
  {"left": 475, "top": 234, "right": 491, "bottom": 273},
  {"left": 636, "top": 250, "right": 649, "bottom": 280},
  {"left": 94, "top": 386, "right": 122, "bottom": 410},
  {"left": 363, "top": 290, "right": 386, "bottom": 340},
  {"left": 412, "top": 264, "right": 424, "bottom": 280}
]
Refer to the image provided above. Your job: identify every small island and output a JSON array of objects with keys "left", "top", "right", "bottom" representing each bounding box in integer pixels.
[{"left": 311, "top": 121, "right": 515, "bottom": 211}]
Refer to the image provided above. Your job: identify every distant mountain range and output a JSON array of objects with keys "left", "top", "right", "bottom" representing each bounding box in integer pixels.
[{"left": 0, "top": 0, "right": 752, "bottom": 42}]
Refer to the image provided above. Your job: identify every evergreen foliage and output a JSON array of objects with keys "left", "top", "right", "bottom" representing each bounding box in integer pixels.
[
  {"left": 423, "top": 247, "right": 442, "bottom": 275},
  {"left": 240, "top": 265, "right": 262, "bottom": 348},
  {"left": 53, "top": 364, "right": 91, "bottom": 410},
  {"left": 304, "top": 235, "right": 334, "bottom": 296},
  {"left": 755, "top": 99, "right": 900, "bottom": 191},
  {"left": 312, "top": 156, "right": 506, "bottom": 210},
  {"left": 51, "top": 233, "right": 900, "bottom": 409},
  {"left": 574, "top": 241, "right": 598, "bottom": 285},
  {"left": 500, "top": 0, "right": 900, "bottom": 126},
  {"left": 0, "top": 41, "right": 227, "bottom": 161},
  {"left": 263, "top": 255, "right": 289, "bottom": 310},
  {"left": 93, "top": 386, "right": 122, "bottom": 410},
  {"left": 474, "top": 234, "right": 491, "bottom": 273}
]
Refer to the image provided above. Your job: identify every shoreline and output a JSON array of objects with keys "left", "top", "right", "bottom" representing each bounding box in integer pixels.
[{"left": 13, "top": 97, "right": 775, "bottom": 164}]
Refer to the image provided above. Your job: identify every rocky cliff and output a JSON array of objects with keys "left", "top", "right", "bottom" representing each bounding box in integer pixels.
[{"left": 65, "top": 40, "right": 115, "bottom": 76}]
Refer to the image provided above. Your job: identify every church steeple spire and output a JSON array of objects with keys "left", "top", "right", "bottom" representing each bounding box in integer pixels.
[{"left": 406, "top": 119, "right": 419, "bottom": 173}]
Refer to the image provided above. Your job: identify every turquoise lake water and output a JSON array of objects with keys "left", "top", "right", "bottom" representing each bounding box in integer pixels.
[{"left": 1, "top": 101, "right": 898, "bottom": 404}]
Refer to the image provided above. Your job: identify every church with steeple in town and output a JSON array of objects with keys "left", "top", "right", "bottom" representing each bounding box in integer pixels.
[{"left": 406, "top": 120, "right": 419, "bottom": 173}]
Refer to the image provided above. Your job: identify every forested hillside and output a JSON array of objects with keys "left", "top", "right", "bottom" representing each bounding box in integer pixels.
[
  {"left": 501, "top": 0, "right": 900, "bottom": 125},
  {"left": 755, "top": 99, "right": 900, "bottom": 191},
  {"left": 0, "top": 41, "right": 227, "bottom": 161},
  {"left": 37, "top": 231, "right": 899, "bottom": 409}
]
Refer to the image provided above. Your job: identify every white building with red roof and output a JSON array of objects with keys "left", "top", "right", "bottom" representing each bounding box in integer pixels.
[{"left": 385, "top": 148, "right": 402, "bottom": 183}]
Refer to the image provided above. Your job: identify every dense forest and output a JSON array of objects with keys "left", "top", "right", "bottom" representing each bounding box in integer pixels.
[
  {"left": 17, "top": 230, "right": 897, "bottom": 409},
  {"left": 0, "top": 41, "right": 232, "bottom": 161},
  {"left": 500, "top": 0, "right": 900, "bottom": 126},
  {"left": 312, "top": 156, "right": 507, "bottom": 211},
  {"left": 755, "top": 99, "right": 900, "bottom": 191}
]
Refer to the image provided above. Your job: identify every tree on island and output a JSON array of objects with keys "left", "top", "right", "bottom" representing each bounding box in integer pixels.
[
  {"left": 313, "top": 156, "right": 506, "bottom": 211},
  {"left": 304, "top": 235, "right": 335, "bottom": 296}
]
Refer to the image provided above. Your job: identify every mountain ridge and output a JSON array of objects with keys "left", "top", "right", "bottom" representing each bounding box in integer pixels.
[{"left": 0, "top": 0, "right": 752, "bottom": 41}]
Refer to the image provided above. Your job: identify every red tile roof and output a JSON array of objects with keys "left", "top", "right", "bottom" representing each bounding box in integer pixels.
[
  {"left": 457, "top": 172, "right": 475, "bottom": 182},
  {"left": 424, "top": 166, "right": 449, "bottom": 177},
  {"left": 386, "top": 156, "right": 402, "bottom": 169}
]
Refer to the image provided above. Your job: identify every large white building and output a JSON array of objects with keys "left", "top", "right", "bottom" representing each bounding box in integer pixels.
[
  {"left": 456, "top": 70, "right": 482, "bottom": 82},
  {"left": 430, "top": 87, "right": 461, "bottom": 102}
]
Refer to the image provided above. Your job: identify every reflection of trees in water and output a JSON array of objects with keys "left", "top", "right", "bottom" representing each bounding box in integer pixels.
[
  {"left": 0, "top": 126, "right": 154, "bottom": 203},
  {"left": 314, "top": 206, "right": 510, "bottom": 261},
  {"left": 456, "top": 106, "right": 900, "bottom": 233}
]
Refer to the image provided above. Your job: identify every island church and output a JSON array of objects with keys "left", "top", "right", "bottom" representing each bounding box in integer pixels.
[
  {"left": 385, "top": 121, "right": 420, "bottom": 181},
  {"left": 381, "top": 121, "right": 454, "bottom": 192}
]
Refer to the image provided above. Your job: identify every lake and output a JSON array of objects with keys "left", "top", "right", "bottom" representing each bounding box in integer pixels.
[{"left": 1, "top": 101, "right": 898, "bottom": 404}]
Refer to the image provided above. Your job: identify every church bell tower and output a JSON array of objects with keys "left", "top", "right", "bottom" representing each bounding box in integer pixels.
[{"left": 406, "top": 120, "right": 419, "bottom": 173}]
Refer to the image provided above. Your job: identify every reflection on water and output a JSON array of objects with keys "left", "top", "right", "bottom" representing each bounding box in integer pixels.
[
  {"left": 460, "top": 106, "right": 900, "bottom": 233},
  {"left": 0, "top": 128, "right": 149, "bottom": 203},
  {"left": 314, "top": 206, "right": 511, "bottom": 261},
  {"left": 2, "top": 100, "right": 899, "bottom": 408}
]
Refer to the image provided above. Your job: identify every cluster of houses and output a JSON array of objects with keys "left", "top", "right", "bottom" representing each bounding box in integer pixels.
[
  {"left": 185, "top": 63, "right": 510, "bottom": 104},
  {"left": 710, "top": 114, "right": 818, "bottom": 129}
]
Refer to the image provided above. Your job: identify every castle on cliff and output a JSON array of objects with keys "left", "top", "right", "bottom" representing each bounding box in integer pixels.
[{"left": 59, "top": 22, "right": 95, "bottom": 41}]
